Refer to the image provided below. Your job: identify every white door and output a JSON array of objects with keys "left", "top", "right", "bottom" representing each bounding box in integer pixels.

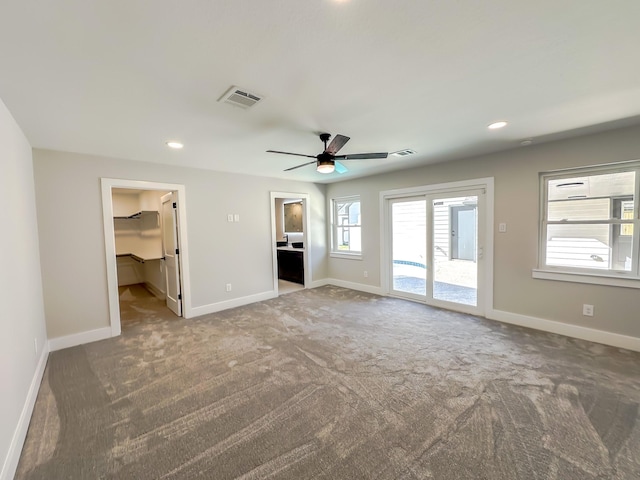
[{"left": 161, "top": 192, "right": 182, "bottom": 316}]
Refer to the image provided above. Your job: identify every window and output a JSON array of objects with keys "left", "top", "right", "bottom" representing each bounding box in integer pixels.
[
  {"left": 331, "top": 196, "right": 362, "bottom": 257},
  {"left": 537, "top": 162, "right": 640, "bottom": 285}
]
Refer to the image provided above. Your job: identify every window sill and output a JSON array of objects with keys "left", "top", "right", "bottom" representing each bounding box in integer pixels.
[
  {"left": 532, "top": 269, "right": 640, "bottom": 289},
  {"left": 330, "top": 252, "right": 363, "bottom": 260}
]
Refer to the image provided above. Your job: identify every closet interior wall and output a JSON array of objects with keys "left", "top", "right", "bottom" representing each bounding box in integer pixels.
[{"left": 113, "top": 190, "right": 168, "bottom": 298}]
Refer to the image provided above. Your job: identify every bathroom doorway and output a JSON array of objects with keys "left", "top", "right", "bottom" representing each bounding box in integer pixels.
[{"left": 270, "top": 192, "right": 311, "bottom": 296}]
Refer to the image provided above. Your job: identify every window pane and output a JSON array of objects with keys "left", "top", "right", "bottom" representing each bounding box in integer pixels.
[
  {"left": 336, "top": 226, "right": 361, "bottom": 251},
  {"left": 392, "top": 200, "right": 426, "bottom": 295},
  {"left": 337, "top": 200, "right": 361, "bottom": 226},
  {"left": 546, "top": 224, "right": 633, "bottom": 271},
  {"left": 333, "top": 197, "right": 361, "bottom": 253},
  {"left": 548, "top": 171, "right": 635, "bottom": 222},
  {"left": 619, "top": 200, "right": 634, "bottom": 234},
  {"left": 432, "top": 196, "right": 477, "bottom": 306},
  {"left": 548, "top": 198, "right": 610, "bottom": 221},
  {"left": 548, "top": 171, "right": 635, "bottom": 202},
  {"left": 542, "top": 166, "right": 639, "bottom": 277}
]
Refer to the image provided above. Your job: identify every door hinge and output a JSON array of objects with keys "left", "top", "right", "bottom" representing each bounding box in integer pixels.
[
  {"left": 175, "top": 248, "right": 179, "bottom": 255},
  {"left": 178, "top": 294, "right": 182, "bottom": 300},
  {"left": 173, "top": 202, "right": 177, "bottom": 208}
]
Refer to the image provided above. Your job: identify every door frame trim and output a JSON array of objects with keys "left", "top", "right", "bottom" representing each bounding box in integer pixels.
[
  {"left": 101, "top": 178, "right": 192, "bottom": 337},
  {"left": 379, "top": 177, "right": 494, "bottom": 315},
  {"left": 270, "top": 191, "right": 311, "bottom": 294}
]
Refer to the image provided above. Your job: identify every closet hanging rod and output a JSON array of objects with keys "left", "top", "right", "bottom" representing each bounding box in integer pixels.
[{"left": 113, "top": 210, "right": 159, "bottom": 220}]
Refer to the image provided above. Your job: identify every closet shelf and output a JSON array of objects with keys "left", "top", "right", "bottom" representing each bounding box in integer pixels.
[
  {"left": 116, "top": 253, "right": 164, "bottom": 264},
  {"left": 113, "top": 210, "right": 158, "bottom": 220}
]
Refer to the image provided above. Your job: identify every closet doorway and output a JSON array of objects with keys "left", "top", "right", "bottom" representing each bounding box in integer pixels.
[{"left": 101, "top": 179, "right": 191, "bottom": 337}]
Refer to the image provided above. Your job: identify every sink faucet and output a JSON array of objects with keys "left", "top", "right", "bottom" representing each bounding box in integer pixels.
[{"left": 283, "top": 234, "right": 288, "bottom": 244}]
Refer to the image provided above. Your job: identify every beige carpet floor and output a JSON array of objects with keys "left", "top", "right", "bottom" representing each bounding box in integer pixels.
[{"left": 16, "top": 285, "right": 640, "bottom": 479}]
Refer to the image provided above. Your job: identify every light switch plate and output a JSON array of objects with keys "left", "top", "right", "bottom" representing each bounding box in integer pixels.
[
  {"left": 499, "top": 223, "right": 507, "bottom": 233},
  {"left": 227, "top": 214, "right": 233, "bottom": 222}
]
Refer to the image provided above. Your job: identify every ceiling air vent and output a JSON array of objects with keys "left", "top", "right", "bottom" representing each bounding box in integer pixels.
[
  {"left": 219, "top": 86, "right": 263, "bottom": 109},
  {"left": 391, "top": 149, "right": 416, "bottom": 157}
]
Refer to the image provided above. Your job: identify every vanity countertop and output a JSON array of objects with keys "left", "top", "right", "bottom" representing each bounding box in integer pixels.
[{"left": 277, "top": 246, "right": 305, "bottom": 252}]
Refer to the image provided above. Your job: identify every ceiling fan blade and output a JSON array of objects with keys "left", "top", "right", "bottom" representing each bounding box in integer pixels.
[
  {"left": 284, "top": 160, "right": 317, "bottom": 171},
  {"left": 335, "top": 152, "right": 389, "bottom": 160},
  {"left": 325, "top": 134, "right": 350, "bottom": 155},
  {"left": 334, "top": 161, "right": 348, "bottom": 174},
  {"left": 267, "top": 150, "right": 316, "bottom": 159}
]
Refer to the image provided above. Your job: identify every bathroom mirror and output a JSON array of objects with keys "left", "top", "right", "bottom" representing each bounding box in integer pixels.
[{"left": 284, "top": 202, "right": 303, "bottom": 232}]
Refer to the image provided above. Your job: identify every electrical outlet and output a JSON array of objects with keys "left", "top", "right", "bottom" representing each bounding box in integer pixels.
[
  {"left": 363, "top": 271, "right": 368, "bottom": 278},
  {"left": 583, "top": 304, "right": 594, "bottom": 316},
  {"left": 226, "top": 283, "right": 232, "bottom": 292}
]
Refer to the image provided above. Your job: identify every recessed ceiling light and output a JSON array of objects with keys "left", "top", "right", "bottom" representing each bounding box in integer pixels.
[
  {"left": 520, "top": 139, "right": 533, "bottom": 146},
  {"left": 166, "top": 141, "right": 184, "bottom": 149},
  {"left": 488, "top": 121, "right": 508, "bottom": 130}
]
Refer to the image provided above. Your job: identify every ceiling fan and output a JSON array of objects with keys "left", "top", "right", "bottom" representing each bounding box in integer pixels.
[{"left": 267, "top": 133, "right": 388, "bottom": 174}]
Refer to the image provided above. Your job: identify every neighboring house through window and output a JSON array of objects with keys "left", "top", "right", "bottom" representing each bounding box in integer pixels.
[
  {"left": 535, "top": 161, "right": 640, "bottom": 287},
  {"left": 331, "top": 196, "right": 362, "bottom": 258}
]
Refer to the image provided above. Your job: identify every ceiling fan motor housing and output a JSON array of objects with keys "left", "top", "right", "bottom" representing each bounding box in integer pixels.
[{"left": 317, "top": 152, "right": 334, "bottom": 162}]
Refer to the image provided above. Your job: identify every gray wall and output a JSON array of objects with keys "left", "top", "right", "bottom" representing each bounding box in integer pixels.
[
  {"left": 33, "top": 149, "right": 327, "bottom": 339},
  {"left": 0, "top": 100, "right": 48, "bottom": 478},
  {"left": 326, "top": 124, "right": 640, "bottom": 338}
]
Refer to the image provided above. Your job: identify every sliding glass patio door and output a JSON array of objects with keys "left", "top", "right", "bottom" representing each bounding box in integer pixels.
[
  {"left": 431, "top": 194, "right": 479, "bottom": 308},
  {"left": 391, "top": 197, "right": 428, "bottom": 300},
  {"left": 389, "top": 188, "right": 485, "bottom": 314}
]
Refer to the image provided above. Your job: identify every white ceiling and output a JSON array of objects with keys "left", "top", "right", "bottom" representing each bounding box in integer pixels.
[{"left": 2, "top": 1, "right": 640, "bottom": 184}]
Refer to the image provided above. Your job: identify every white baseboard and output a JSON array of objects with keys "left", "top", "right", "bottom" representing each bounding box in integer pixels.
[
  {"left": 1, "top": 344, "right": 49, "bottom": 480},
  {"left": 308, "top": 279, "right": 330, "bottom": 289},
  {"left": 189, "top": 290, "right": 278, "bottom": 318},
  {"left": 144, "top": 281, "right": 165, "bottom": 299},
  {"left": 48, "top": 326, "right": 113, "bottom": 352},
  {"left": 312, "top": 278, "right": 384, "bottom": 296},
  {"left": 487, "top": 309, "right": 640, "bottom": 352}
]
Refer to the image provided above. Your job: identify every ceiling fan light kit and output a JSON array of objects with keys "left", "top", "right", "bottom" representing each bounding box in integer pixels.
[
  {"left": 267, "top": 133, "right": 389, "bottom": 174},
  {"left": 317, "top": 159, "right": 335, "bottom": 174}
]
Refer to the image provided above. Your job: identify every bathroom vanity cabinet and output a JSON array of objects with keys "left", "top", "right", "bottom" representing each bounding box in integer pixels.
[{"left": 277, "top": 249, "right": 304, "bottom": 285}]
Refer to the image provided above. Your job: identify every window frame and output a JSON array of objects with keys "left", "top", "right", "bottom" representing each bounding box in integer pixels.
[
  {"left": 330, "top": 195, "right": 363, "bottom": 259},
  {"left": 534, "top": 161, "right": 640, "bottom": 288}
]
